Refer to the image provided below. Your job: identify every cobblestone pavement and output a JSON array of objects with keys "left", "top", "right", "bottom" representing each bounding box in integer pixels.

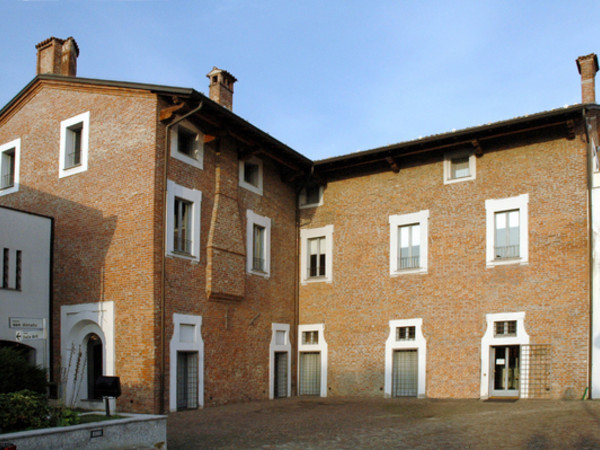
[{"left": 167, "top": 397, "right": 600, "bottom": 449}]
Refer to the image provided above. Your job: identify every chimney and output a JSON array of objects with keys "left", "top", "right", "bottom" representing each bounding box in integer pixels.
[
  {"left": 576, "top": 53, "right": 599, "bottom": 104},
  {"left": 36, "top": 37, "right": 79, "bottom": 77},
  {"left": 206, "top": 67, "right": 237, "bottom": 110}
]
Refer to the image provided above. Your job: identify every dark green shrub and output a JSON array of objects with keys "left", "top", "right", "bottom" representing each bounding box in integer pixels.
[
  {"left": 0, "top": 390, "right": 50, "bottom": 432},
  {"left": 49, "top": 405, "right": 80, "bottom": 427},
  {"left": 0, "top": 347, "right": 47, "bottom": 394}
]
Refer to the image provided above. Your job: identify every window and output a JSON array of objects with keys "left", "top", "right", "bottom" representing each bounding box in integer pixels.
[
  {"left": 302, "top": 330, "right": 319, "bottom": 345},
  {"left": 2, "top": 248, "right": 22, "bottom": 291},
  {"left": 495, "top": 321, "right": 517, "bottom": 337},
  {"left": 0, "top": 138, "right": 20, "bottom": 196},
  {"left": 389, "top": 210, "right": 429, "bottom": 275},
  {"left": 299, "top": 185, "right": 323, "bottom": 208},
  {"left": 246, "top": 210, "right": 271, "bottom": 277},
  {"left": 239, "top": 156, "right": 263, "bottom": 195},
  {"left": 170, "top": 123, "right": 203, "bottom": 169},
  {"left": 166, "top": 181, "right": 202, "bottom": 261},
  {"left": 485, "top": 194, "right": 529, "bottom": 266},
  {"left": 300, "top": 225, "right": 334, "bottom": 283},
  {"left": 444, "top": 150, "right": 476, "bottom": 184},
  {"left": 170, "top": 314, "right": 204, "bottom": 411},
  {"left": 174, "top": 198, "right": 192, "bottom": 254},
  {"left": 59, "top": 112, "right": 89, "bottom": 178},
  {"left": 396, "top": 326, "right": 416, "bottom": 341}
]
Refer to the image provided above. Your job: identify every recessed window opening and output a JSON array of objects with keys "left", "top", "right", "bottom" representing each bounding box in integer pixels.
[
  {"left": 1, "top": 148, "right": 15, "bottom": 189},
  {"left": 451, "top": 156, "right": 470, "bottom": 179},
  {"left": 396, "top": 326, "right": 416, "bottom": 341},
  {"left": 244, "top": 162, "right": 260, "bottom": 187},
  {"left": 495, "top": 320, "right": 517, "bottom": 337},
  {"left": 2, "top": 248, "right": 8, "bottom": 289},
  {"left": 177, "top": 127, "right": 197, "bottom": 159},
  {"left": 174, "top": 197, "right": 192, "bottom": 254},
  {"left": 65, "top": 123, "right": 83, "bottom": 169},
  {"left": 398, "top": 224, "right": 420, "bottom": 269},
  {"left": 495, "top": 210, "right": 520, "bottom": 259},
  {"left": 252, "top": 224, "right": 266, "bottom": 272},
  {"left": 302, "top": 331, "right": 319, "bottom": 345},
  {"left": 308, "top": 237, "right": 326, "bottom": 278}
]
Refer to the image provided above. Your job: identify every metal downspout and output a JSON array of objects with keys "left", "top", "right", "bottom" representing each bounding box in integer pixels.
[{"left": 160, "top": 102, "right": 203, "bottom": 413}]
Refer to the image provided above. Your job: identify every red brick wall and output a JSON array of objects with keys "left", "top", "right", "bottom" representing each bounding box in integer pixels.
[{"left": 299, "top": 127, "right": 590, "bottom": 399}]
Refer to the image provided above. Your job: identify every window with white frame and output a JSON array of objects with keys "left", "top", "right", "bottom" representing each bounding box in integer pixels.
[
  {"left": 59, "top": 112, "right": 89, "bottom": 178},
  {"left": 494, "top": 320, "right": 517, "bottom": 337},
  {"left": 389, "top": 210, "right": 429, "bottom": 275},
  {"left": 170, "top": 123, "right": 203, "bottom": 169},
  {"left": 166, "top": 180, "right": 202, "bottom": 261},
  {"left": 299, "top": 185, "right": 323, "bottom": 208},
  {"left": 239, "top": 156, "right": 263, "bottom": 195},
  {"left": 297, "top": 324, "right": 328, "bottom": 397},
  {"left": 485, "top": 194, "right": 529, "bottom": 266},
  {"left": 444, "top": 150, "right": 476, "bottom": 184},
  {"left": 0, "top": 138, "right": 20, "bottom": 196},
  {"left": 396, "top": 326, "right": 416, "bottom": 341},
  {"left": 300, "top": 225, "right": 333, "bottom": 283},
  {"left": 246, "top": 210, "right": 271, "bottom": 277}
]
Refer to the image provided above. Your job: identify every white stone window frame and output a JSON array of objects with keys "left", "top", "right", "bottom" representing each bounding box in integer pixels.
[
  {"left": 298, "top": 324, "right": 328, "bottom": 397},
  {"left": 170, "top": 313, "right": 204, "bottom": 411},
  {"left": 170, "top": 122, "right": 204, "bottom": 170},
  {"left": 269, "top": 323, "right": 291, "bottom": 399},
  {"left": 443, "top": 149, "right": 476, "bottom": 184},
  {"left": 480, "top": 311, "right": 530, "bottom": 399},
  {"left": 384, "top": 318, "right": 427, "bottom": 398},
  {"left": 239, "top": 156, "right": 263, "bottom": 195},
  {"left": 0, "top": 138, "right": 20, "bottom": 196},
  {"left": 166, "top": 180, "right": 202, "bottom": 262},
  {"left": 300, "top": 225, "right": 334, "bottom": 284},
  {"left": 389, "top": 210, "right": 429, "bottom": 275},
  {"left": 246, "top": 209, "right": 271, "bottom": 278},
  {"left": 299, "top": 185, "right": 324, "bottom": 209},
  {"left": 485, "top": 194, "right": 529, "bottom": 267},
  {"left": 59, "top": 111, "right": 90, "bottom": 178}
]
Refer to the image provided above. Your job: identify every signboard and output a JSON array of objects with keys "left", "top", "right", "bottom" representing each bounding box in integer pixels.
[
  {"left": 15, "top": 330, "right": 46, "bottom": 341},
  {"left": 9, "top": 317, "right": 44, "bottom": 329}
]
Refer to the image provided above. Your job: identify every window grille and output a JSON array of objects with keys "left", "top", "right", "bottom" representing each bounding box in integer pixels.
[
  {"left": 520, "top": 344, "right": 552, "bottom": 398},
  {"left": 274, "top": 352, "right": 288, "bottom": 398},
  {"left": 308, "top": 237, "right": 326, "bottom": 278},
  {"left": 299, "top": 352, "right": 321, "bottom": 395},
  {"left": 396, "top": 326, "right": 416, "bottom": 341},
  {"left": 177, "top": 351, "right": 198, "bottom": 409},
  {"left": 392, "top": 350, "right": 418, "bottom": 397},
  {"left": 252, "top": 224, "right": 265, "bottom": 271},
  {"left": 65, "top": 123, "right": 83, "bottom": 169},
  {"left": 1, "top": 148, "right": 15, "bottom": 189},
  {"left": 174, "top": 198, "right": 192, "bottom": 254},
  {"left": 302, "top": 330, "right": 319, "bottom": 345},
  {"left": 495, "top": 210, "right": 520, "bottom": 259},
  {"left": 398, "top": 224, "right": 420, "bottom": 269}
]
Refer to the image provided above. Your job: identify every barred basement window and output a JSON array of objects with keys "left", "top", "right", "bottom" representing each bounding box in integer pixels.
[
  {"left": 494, "top": 320, "right": 517, "bottom": 337},
  {"left": 396, "top": 326, "right": 416, "bottom": 341},
  {"left": 302, "top": 330, "right": 319, "bottom": 345}
]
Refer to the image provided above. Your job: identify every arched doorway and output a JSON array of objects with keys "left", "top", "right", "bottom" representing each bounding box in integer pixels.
[{"left": 86, "top": 333, "right": 103, "bottom": 400}]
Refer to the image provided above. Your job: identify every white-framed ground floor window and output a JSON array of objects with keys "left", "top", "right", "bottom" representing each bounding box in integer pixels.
[
  {"left": 269, "top": 323, "right": 291, "bottom": 399},
  {"left": 384, "top": 318, "right": 426, "bottom": 398},
  {"left": 480, "top": 312, "right": 530, "bottom": 399},
  {"left": 170, "top": 314, "right": 204, "bottom": 411},
  {"left": 298, "top": 324, "right": 327, "bottom": 397}
]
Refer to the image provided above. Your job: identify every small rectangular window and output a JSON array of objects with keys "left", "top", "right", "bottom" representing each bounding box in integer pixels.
[
  {"left": 302, "top": 330, "right": 319, "bottom": 345},
  {"left": 396, "top": 326, "right": 416, "bottom": 341},
  {"left": 2, "top": 248, "right": 8, "bottom": 289},
  {"left": 494, "top": 210, "right": 520, "bottom": 259},
  {"left": 398, "top": 224, "right": 420, "bottom": 269},
  {"left": 15, "top": 250, "right": 21, "bottom": 291},
  {"left": 299, "top": 185, "right": 323, "bottom": 208},
  {"left": 65, "top": 123, "right": 83, "bottom": 169},
  {"left": 244, "top": 162, "right": 260, "bottom": 187},
  {"left": 450, "top": 156, "right": 470, "bottom": 179},
  {"left": 177, "top": 127, "right": 198, "bottom": 159},
  {"left": 494, "top": 320, "right": 517, "bottom": 336},
  {"left": 1, "top": 148, "right": 15, "bottom": 189},
  {"left": 308, "top": 237, "right": 326, "bottom": 278},
  {"left": 174, "top": 198, "right": 192, "bottom": 254}
]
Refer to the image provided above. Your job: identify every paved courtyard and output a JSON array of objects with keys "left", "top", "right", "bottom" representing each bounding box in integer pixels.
[{"left": 167, "top": 397, "right": 600, "bottom": 449}]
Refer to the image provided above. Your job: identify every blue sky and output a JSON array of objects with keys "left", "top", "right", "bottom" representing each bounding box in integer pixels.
[{"left": 1, "top": 1, "right": 599, "bottom": 160}]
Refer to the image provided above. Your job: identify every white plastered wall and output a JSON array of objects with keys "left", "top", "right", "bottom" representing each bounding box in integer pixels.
[{"left": 60, "top": 301, "right": 114, "bottom": 410}]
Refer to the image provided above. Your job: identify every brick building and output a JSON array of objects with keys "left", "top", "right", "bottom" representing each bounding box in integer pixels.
[{"left": 0, "top": 38, "right": 599, "bottom": 412}]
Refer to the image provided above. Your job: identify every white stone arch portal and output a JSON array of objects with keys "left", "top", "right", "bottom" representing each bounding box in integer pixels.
[{"left": 60, "top": 302, "right": 114, "bottom": 410}]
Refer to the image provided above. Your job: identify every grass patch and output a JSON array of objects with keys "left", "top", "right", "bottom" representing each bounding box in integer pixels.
[{"left": 78, "top": 414, "right": 125, "bottom": 424}]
